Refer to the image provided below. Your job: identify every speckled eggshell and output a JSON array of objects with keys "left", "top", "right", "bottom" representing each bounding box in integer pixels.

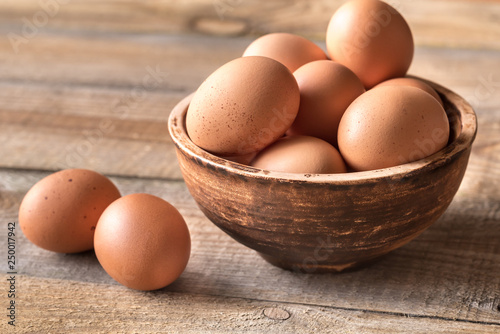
[
  {"left": 186, "top": 56, "right": 300, "bottom": 156},
  {"left": 18, "top": 169, "right": 121, "bottom": 253},
  {"left": 374, "top": 76, "right": 443, "bottom": 106},
  {"left": 287, "top": 60, "right": 365, "bottom": 147},
  {"left": 251, "top": 135, "right": 347, "bottom": 174},
  {"left": 243, "top": 33, "right": 328, "bottom": 73},
  {"left": 326, "top": 0, "right": 414, "bottom": 88},
  {"left": 337, "top": 86, "right": 450, "bottom": 171},
  {"left": 94, "top": 193, "right": 191, "bottom": 291}
]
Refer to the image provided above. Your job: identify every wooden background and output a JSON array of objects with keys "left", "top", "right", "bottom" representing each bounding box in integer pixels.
[{"left": 0, "top": 0, "right": 499, "bottom": 332}]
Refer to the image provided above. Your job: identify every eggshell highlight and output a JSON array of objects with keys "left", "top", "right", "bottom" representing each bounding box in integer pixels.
[
  {"left": 94, "top": 193, "right": 191, "bottom": 291},
  {"left": 186, "top": 56, "right": 300, "bottom": 156},
  {"left": 374, "top": 76, "right": 443, "bottom": 106},
  {"left": 337, "top": 86, "right": 449, "bottom": 171},
  {"left": 287, "top": 60, "right": 365, "bottom": 147},
  {"left": 243, "top": 32, "right": 328, "bottom": 73},
  {"left": 326, "top": 0, "right": 414, "bottom": 88},
  {"left": 251, "top": 135, "right": 347, "bottom": 174},
  {"left": 18, "top": 169, "right": 121, "bottom": 253}
]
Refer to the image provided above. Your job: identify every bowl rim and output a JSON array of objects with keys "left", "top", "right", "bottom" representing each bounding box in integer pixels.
[{"left": 168, "top": 79, "right": 477, "bottom": 184}]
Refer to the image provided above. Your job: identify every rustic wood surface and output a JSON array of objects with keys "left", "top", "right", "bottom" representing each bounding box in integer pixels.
[{"left": 1, "top": 0, "right": 500, "bottom": 333}]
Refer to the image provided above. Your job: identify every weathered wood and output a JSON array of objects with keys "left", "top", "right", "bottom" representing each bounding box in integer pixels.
[
  {"left": 0, "top": 0, "right": 499, "bottom": 50},
  {"left": 0, "top": 33, "right": 499, "bottom": 179},
  {"left": 1, "top": 168, "right": 499, "bottom": 329},
  {"left": 0, "top": 276, "right": 498, "bottom": 334},
  {"left": 0, "top": 32, "right": 247, "bottom": 178},
  {"left": 2, "top": 275, "right": 497, "bottom": 333},
  {"left": 0, "top": 1, "right": 499, "bottom": 332}
]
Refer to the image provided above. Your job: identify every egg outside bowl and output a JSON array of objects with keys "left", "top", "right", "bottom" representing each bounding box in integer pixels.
[{"left": 168, "top": 81, "right": 477, "bottom": 273}]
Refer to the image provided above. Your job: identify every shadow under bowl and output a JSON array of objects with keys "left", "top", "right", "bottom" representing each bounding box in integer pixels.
[{"left": 168, "top": 80, "right": 477, "bottom": 273}]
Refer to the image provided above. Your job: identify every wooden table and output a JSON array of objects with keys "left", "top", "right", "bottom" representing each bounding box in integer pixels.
[{"left": 1, "top": 1, "right": 499, "bottom": 332}]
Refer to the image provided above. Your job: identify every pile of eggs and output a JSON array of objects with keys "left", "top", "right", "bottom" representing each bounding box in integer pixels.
[
  {"left": 187, "top": 0, "right": 450, "bottom": 173},
  {"left": 19, "top": 169, "right": 191, "bottom": 291},
  {"left": 18, "top": 0, "right": 451, "bottom": 292}
]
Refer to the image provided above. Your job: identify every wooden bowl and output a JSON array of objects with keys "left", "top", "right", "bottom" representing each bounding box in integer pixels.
[{"left": 168, "top": 81, "right": 477, "bottom": 273}]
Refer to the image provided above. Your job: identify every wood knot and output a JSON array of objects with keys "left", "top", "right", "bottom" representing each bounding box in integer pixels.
[
  {"left": 191, "top": 17, "right": 248, "bottom": 37},
  {"left": 263, "top": 307, "right": 290, "bottom": 321}
]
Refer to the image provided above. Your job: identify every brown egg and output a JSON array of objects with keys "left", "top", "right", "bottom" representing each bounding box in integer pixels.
[
  {"left": 374, "top": 76, "right": 443, "bottom": 106},
  {"left": 337, "top": 86, "right": 449, "bottom": 171},
  {"left": 94, "top": 193, "right": 191, "bottom": 291},
  {"left": 251, "top": 135, "right": 346, "bottom": 174},
  {"left": 18, "top": 169, "right": 121, "bottom": 253},
  {"left": 243, "top": 32, "right": 328, "bottom": 73},
  {"left": 326, "top": 0, "right": 414, "bottom": 88},
  {"left": 287, "top": 60, "right": 365, "bottom": 147},
  {"left": 186, "top": 56, "right": 300, "bottom": 156}
]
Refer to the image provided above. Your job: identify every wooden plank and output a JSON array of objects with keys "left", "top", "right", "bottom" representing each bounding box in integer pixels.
[
  {"left": 0, "top": 33, "right": 247, "bottom": 178},
  {"left": 0, "top": 84, "right": 185, "bottom": 179},
  {"left": 1, "top": 276, "right": 498, "bottom": 333},
  {"left": 0, "top": 2, "right": 498, "bottom": 332},
  {"left": 1, "top": 168, "right": 499, "bottom": 326},
  {"left": 410, "top": 47, "right": 500, "bottom": 114},
  {"left": 0, "top": 0, "right": 499, "bottom": 50},
  {"left": 0, "top": 33, "right": 244, "bottom": 89},
  {"left": 1, "top": 33, "right": 499, "bottom": 178},
  {"left": 3, "top": 275, "right": 497, "bottom": 333}
]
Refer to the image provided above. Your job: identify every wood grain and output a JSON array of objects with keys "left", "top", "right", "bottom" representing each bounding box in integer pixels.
[
  {"left": 0, "top": 0, "right": 499, "bottom": 49},
  {"left": 0, "top": 32, "right": 246, "bottom": 178},
  {"left": 1, "top": 168, "right": 499, "bottom": 329},
  {"left": 0, "top": 1, "right": 499, "bottom": 332},
  {"left": 2, "top": 275, "right": 498, "bottom": 333},
  {"left": 0, "top": 32, "right": 499, "bottom": 179}
]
